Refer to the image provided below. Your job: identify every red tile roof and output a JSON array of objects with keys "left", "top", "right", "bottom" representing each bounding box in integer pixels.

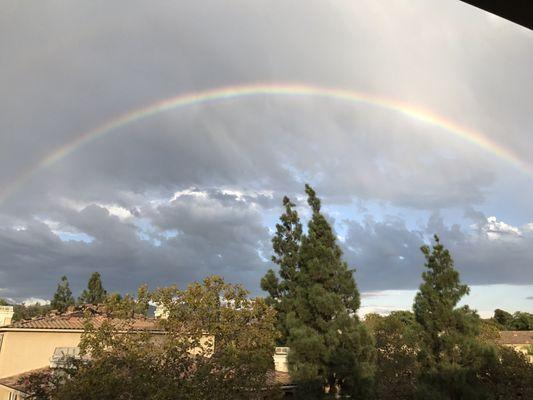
[
  {"left": 265, "top": 370, "right": 294, "bottom": 388},
  {"left": 497, "top": 331, "right": 533, "bottom": 345},
  {"left": 0, "top": 367, "right": 50, "bottom": 393},
  {"left": 4, "top": 312, "right": 159, "bottom": 331}
]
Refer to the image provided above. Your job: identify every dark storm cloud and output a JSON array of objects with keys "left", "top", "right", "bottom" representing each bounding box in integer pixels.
[
  {"left": 341, "top": 216, "right": 426, "bottom": 290},
  {"left": 2, "top": 0, "right": 531, "bottom": 212},
  {"left": 0, "top": 192, "right": 271, "bottom": 301},
  {"left": 0, "top": 0, "right": 532, "bottom": 300},
  {"left": 344, "top": 212, "right": 533, "bottom": 291}
]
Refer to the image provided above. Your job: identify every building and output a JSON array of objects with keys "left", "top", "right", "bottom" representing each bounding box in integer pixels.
[
  {"left": 0, "top": 367, "right": 48, "bottom": 400},
  {"left": 0, "top": 309, "right": 158, "bottom": 400},
  {"left": 0, "top": 308, "right": 13, "bottom": 328},
  {"left": 0, "top": 308, "right": 291, "bottom": 398},
  {"left": 272, "top": 347, "right": 295, "bottom": 394},
  {"left": 497, "top": 330, "right": 533, "bottom": 363}
]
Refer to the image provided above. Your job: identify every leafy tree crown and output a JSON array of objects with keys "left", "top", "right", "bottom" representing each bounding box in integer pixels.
[
  {"left": 78, "top": 272, "right": 107, "bottom": 305},
  {"left": 51, "top": 275, "right": 75, "bottom": 312}
]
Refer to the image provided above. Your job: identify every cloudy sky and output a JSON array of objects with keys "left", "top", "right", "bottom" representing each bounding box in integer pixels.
[{"left": 1, "top": 0, "right": 532, "bottom": 317}]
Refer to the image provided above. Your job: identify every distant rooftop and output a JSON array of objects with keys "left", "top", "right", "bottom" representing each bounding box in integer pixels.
[
  {"left": 0, "top": 367, "right": 49, "bottom": 393},
  {"left": 497, "top": 331, "right": 533, "bottom": 345},
  {"left": 2, "top": 306, "right": 159, "bottom": 332}
]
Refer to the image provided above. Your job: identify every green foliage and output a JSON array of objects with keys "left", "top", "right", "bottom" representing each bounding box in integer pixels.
[
  {"left": 22, "top": 276, "right": 281, "bottom": 400},
  {"left": 97, "top": 285, "right": 149, "bottom": 318},
  {"left": 51, "top": 276, "right": 75, "bottom": 313},
  {"left": 78, "top": 272, "right": 107, "bottom": 305},
  {"left": 479, "top": 346, "right": 533, "bottom": 399},
  {"left": 17, "top": 368, "right": 65, "bottom": 400},
  {"left": 370, "top": 312, "right": 419, "bottom": 400},
  {"left": 12, "top": 302, "right": 51, "bottom": 322},
  {"left": 362, "top": 313, "right": 382, "bottom": 333},
  {"left": 493, "top": 308, "right": 513, "bottom": 328},
  {"left": 149, "top": 276, "right": 280, "bottom": 399},
  {"left": 492, "top": 308, "right": 533, "bottom": 331},
  {"left": 270, "top": 185, "right": 374, "bottom": 398},
  {"left": 509, "top": 311, "right": 533, "bottom": 330},
  {"left": 478, "top": 319, "right": 501, "bottom": 343},
  {"left": 413, "top": 235, "right": 491, "bottom": 399},
  {"left": 134, "top": 284, "right": 150, "bottom": 316},
  {"left": 261, "top": 195, "right": 302, "bottom": 344}
]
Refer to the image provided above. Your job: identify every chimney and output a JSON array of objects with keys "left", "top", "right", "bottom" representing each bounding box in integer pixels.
[
  {"left": 273, "top": 347, "right": 290, "bottom": 373},
  {"left": 0, "top": 306, "right": 14, "bottom": 326},
  {"left": 154, "top": 304, "right": 168, "bottom": 319}
]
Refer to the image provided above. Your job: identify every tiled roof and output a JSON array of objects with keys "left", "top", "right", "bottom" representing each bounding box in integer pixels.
[
  {"left": 265, "top": 370, "right": 294, "bottom": 388},
  {"left": 497, "top": 330, "right": 533, "bottom": 345},
  {"left": 4, "top": 312, "right": 158, "bottom": 331},
  {"left": 0, "top": 367, "right": 50, "bottom": 393}
]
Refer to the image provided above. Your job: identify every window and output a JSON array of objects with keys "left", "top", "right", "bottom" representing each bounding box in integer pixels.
[
  {"left": 9, "top": 392, "right": 18, "bottom": 400},
  {"left": 0, "top": 333, "right": 3, "bottom": 353}
]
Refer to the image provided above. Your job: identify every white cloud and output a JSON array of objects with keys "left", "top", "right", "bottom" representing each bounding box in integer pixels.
[
  {"left": 171, "top": 188, "right": 208, "bottom": 201},
  {"left": 103, "top": 205, "right": 134, "bottom": 221},
  {"left": 22, "top": 298, "right": 50, "bottom": 306},
  {"left": 479, "top": 216, "right": 522, "bottom": 240}
]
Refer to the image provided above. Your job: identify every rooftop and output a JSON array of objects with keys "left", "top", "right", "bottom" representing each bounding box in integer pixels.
[
  {"left": 2, "top": 307, "right": 159, "bottom": 332},
  {"left": 497, "top": 331, "right": 533, "bottom": 345},
  {"left": 0, "top": 367, "right": 49, "bottom": 393}
]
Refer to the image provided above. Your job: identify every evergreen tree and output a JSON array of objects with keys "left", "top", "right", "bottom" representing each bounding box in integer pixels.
[
  {"left": 78, "top": 272, "right": 107, "bottom": 305},
  {"left": 370, "top": 312, "right": 419, "bottom": 400},
  {"left": 51, "top": 276, "right": 75, "bottom": 312},
  {"left": 510, "top": 311, "right": 533, "bottom": 330},
  {"left": 261, "top": 195, "right": 302, "bottom": 343},
  {"left": 493, "top": 308, "right": 513, "bottom": 329},
  {"left": 285, "top": 185, "right": 374, "bottom": 398},
  {"left": 413, "top": 235, "right": 491, "bottom": 399}
]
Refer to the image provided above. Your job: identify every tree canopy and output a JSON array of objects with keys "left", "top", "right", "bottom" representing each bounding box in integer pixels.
[
  {"left": 261, "top": 195, "right": 302, "bottom": 343},
  {"left": 493, "top": 308, "right": 533, "bottom": 330},
  {"left": 78, "top": 272, "right": 107, "bottom": 305},
  {"left": 22, "top": 276, "right": 280, "bottom": 400},
  {"left": 263, "top": 185, "right": 374, "bottom": 398},
  {"left": 51, "top": 276, "right": 75, "bottom": 312},
  {"left": 413, "top": 235, "right": 493, "bottom": 399}
]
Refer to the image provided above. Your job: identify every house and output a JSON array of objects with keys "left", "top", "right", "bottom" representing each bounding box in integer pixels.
[
  {"left": 272, "top": 347, "right": 295, "bottom": 394},
  {"left": 497, "top": 330, "right": 533, "bottom": 362},
  {"left": 0, "top": 308, "right": 291, "bottom": 399},
  {"left": 0, "top": 367, "right": 48, "bottom": 400},
  {"left": 0, "top": 308, "right": 13, "bottom": 327},
  {"left": 0, "top": 308, "right": 158, "bottom": 400}
]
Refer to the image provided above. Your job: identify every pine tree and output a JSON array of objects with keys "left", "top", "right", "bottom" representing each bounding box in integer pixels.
[
  {"left": 413, "top": 235, "right": 489, "bottom": 399},
  {"left": 261, "top": 195, "right": 302, "bottom": 343},
  {"left": 78, "top": 272, "right": 107, "bottom": 305},
  {"left": 493, "top": 308, "right": 513, "bottom": 329},
  {"left": 51, "top": 276, "right": 75, "bottom": 312},
  {"left": 284, "top": 185, "right": 374, "bottom": 398}
]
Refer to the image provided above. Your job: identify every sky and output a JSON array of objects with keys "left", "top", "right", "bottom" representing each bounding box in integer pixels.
[{"left": 1, "top": 0, "right": 533, "bottom": 317}]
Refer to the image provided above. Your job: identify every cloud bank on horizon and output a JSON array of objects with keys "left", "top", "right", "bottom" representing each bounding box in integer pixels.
[{"left": 1, "top": 0, "right": 532, "bottom": 311}]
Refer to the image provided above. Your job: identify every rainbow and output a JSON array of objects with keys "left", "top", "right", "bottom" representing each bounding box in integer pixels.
[{"left": 0, "top": 83, "right": 529, "bottom": 205}]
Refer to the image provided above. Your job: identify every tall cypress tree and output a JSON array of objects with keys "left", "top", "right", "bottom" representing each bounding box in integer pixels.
[
  {"left": 51, "top": 275, "right": 75, "bottom": 312},
  {"left": 78, "top": 272, "right": 107, "bottom": 305},
  {"left": 413, "top": 235, "right": 489, "bottom": 399},
  {"left": 261, "top": 196, "right": 302, "bottom": 343},
  {"left": 284, "top": 185, "right": 374, "bottom": 398}
]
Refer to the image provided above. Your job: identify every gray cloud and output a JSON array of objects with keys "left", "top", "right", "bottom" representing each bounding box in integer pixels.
[
  {"left": 343, "top": 213, "right": 533, "bottom": 291},
  {"left": 0, "top": 0, "right": 532, "bottom": 300},
  {"left": 2, "top": 0, "right": 531, "bottom": 213},
  {"left": 0, "top": 191, "right": 271, "bottom": 301}
]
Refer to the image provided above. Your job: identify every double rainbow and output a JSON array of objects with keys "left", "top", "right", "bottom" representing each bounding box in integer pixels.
[{"left": 0, "top": 83, "right": 529, "bottom": 205}]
